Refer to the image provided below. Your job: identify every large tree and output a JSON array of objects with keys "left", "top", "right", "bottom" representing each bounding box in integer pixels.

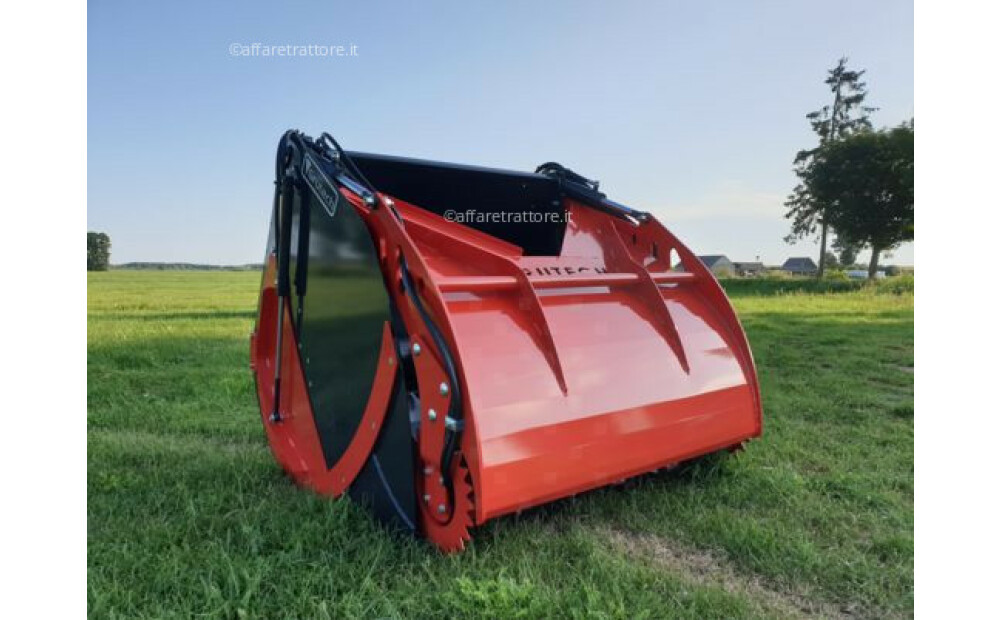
[
  {"left": 797, "top": 122, "right": 913, "bottom": 279},
  {"left": 785, "top": 58, "right": 877, "bottom": 278},
  {"left": 88, "top": 231, "right": 111, "bottom": 271}
]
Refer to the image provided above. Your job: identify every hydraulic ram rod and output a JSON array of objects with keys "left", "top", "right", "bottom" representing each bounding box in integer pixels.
[{"left": 270, "top": 172, "right": 295, "bottom": 423}]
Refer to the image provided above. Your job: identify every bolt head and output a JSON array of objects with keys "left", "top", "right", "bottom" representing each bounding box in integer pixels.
[
  {"left": 412, "top": 343, "right": 421, "bottom": 356},
  {"left": 439, "top": 382, "right": 449, "bottom": 396},
  {"left": 423, "top": 466, "right": 433, "bottom": 475},
  {"left": 428, "top": 409, "right": 438, "bottom": 421},
  {"left": 423, "top": 494, "right": 430, "bottom": 504},
  {"left": 437, "top": 504, "right": 446, "bottom": 514}
]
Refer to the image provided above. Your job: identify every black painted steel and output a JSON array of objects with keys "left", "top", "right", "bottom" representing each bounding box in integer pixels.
[
  {"left": 535, "top": 161, "right": 651, "bottom": 225},
  {"left": 349, "top": 372, "right": 418, "bottom": 533},
  {"left": 291, "top": 180, "right": 390, "bottom": 470},
  {"left": 347, "top": 151, "right": 567, "bottom": 256}
]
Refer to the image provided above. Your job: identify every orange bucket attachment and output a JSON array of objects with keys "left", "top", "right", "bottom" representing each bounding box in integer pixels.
[{"left": 251, "top": 131, "right": 762, "bottom": 551}]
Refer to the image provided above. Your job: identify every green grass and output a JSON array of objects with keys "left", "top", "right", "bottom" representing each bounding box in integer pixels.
[{"left": 88, "top": 271, "right": 913, "bottom": 619}]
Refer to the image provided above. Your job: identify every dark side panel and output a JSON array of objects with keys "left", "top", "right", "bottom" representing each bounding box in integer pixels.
[{"left": 291, "top": 187, "right": 387, "bottom": 470}]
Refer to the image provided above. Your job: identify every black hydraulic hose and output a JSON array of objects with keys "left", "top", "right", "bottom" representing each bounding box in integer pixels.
[
  {"left": 398, "top": 255, "right": 464, "bottom": 496},
  {"left": 319, "top": 132, "right": 377, "bottom": 195},
  {"left": 535, "top": 162, "right": 651, "bottom": 225},
  {"left": 316, "top": 132, "right": 409, "bottom": 223},
  {"left": 294, "top": 188, "right": 311, "bottom": 334}
]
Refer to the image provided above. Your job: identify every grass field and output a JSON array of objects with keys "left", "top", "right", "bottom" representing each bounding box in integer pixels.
[{"left": 87, "top": 271, "right": 913, "bottom": 619}]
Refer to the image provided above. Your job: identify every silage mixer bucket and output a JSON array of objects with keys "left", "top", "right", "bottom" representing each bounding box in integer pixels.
[{"left": 250, "top": 130, "right": 762, "bottom": 551}]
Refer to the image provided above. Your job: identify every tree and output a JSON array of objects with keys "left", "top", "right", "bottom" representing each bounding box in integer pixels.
[
  {"left": 88, "top": 232, "right": 111, "bottom": 271},
  {"left": 785, "top": 57, "right": 877, "bottom": 278},
  {"left": 833, "top": 236, "right": 862, "bottom": 267},
  {"left": 797, "top": 122, "right": 913, "bottom": 279},
  {"left": 822, "top": 251, "right": 840, "bottom": 270}
]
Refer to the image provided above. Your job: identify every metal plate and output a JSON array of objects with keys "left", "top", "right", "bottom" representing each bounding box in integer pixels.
[
  {"left": 349, "top": 372, "right": 418, "bottom": 533},
  {"left": 292, "top": 187, "right": 389, "bottom": 469}
]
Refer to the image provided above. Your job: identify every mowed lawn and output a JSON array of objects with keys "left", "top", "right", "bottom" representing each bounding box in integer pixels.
[{"left": 87, "top": 271, "right": 913, "bottom": 619}]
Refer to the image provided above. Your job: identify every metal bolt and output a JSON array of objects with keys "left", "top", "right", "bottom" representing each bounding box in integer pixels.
[
  {"left": 423, "top": 494, "right": 430, "bottom": 504},
  {"left": 412, "top": 343, "right": 422, "bottom": 356},
  {"left": 437, "top": 504, "right": 446, "bottom": 514},
  {"left": 428, "top": 409, "right": 438, "bottom": 421},
  {"left": 439, "top": 382, "right": 449, "bottom": 396},
  {"left": 423, "top": 466, "right": 433, "bottom": 475}
]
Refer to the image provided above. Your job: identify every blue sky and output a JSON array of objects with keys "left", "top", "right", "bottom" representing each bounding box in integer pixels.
[{"left": 88, "top": 0, "right": 913, "bottom": 265}]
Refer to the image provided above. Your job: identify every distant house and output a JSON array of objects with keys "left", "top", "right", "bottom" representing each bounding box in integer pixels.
[
  {"left": 733, "top": 262, "right": 766, "bottom": 277},
  {"left": 782, "top": 257, "right": 818, "bottom": 276},
  {"left": 698, "top": 255, "right": 735, "bottom": 277}
]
